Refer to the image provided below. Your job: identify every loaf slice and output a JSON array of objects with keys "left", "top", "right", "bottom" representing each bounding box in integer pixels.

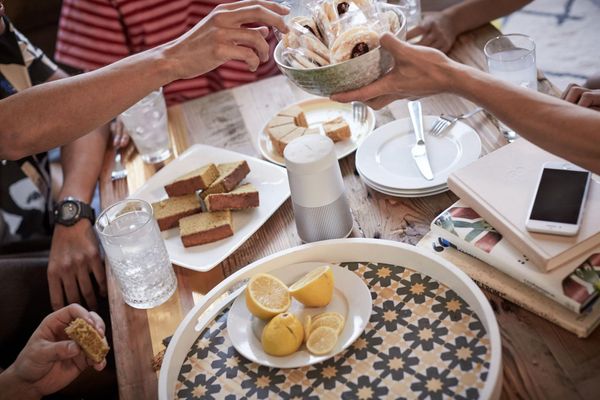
[
  {"left": 267, "top": 115, "right": 296, "bottom": 129},
  {"left": 201, "top": 161, "right": 250, "bottom": 198},
  {"left": 205, "top": 183, "right": 260, "bottom": 211},
  {"left": 278, "top": 105, "right": 308, "bottom": 127},
  {"left": 65, "top": 318, "right": 110, "bottom": 364},
  {"left": 179, "top": 210, "right": 233, "bottom": 247},
  {"left": 323, "top": 116, "right": 351, "bottom": 142},
  {"left": 271, "top": 126, "right": 306, "bottom": 156},
  {"left": 164, "top": 163, "right": 219, "bottom": 197},
  {"left": 152, "top": 194, "right": 202, "bottom": 231}
]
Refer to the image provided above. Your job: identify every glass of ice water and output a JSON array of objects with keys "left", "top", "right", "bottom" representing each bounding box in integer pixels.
[
  {"left": 484, "top": 34, "right": 537, "bottom": 142},
  {"left": 120, "top": 88, "right": 171, "bottom": 164},
  {"left": 95, "top": 199, "right": 176, "bottom": 309},
  {"left": 387, "top": 0, "right": 421, "bottom": 33}
]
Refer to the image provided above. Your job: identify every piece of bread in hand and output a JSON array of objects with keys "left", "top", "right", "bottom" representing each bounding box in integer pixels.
[
  {"left": 164, "top": 163, "right": 219, "bottom": 197},
  {"left": 179, "top": 210, "right": 233, "bottom": 247},
  {"left": 64, "top": 318, "right": 110, "bottom": 364},
  {"left": 323, "top": 116, "right": 351, "bottom": 142},
  {"left": 201, "top": 161, "right": 250, "bottom": 198},
  {"left": 205, "top": 183, "right": 259, "bottom": 211},
  {"left": 152, "top": 194, "right": 202, "bottom": 231}
]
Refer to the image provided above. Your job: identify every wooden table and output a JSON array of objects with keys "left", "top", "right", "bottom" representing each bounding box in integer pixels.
[{"left": 99, "top": 24, "right": 600, "bottom": 400}]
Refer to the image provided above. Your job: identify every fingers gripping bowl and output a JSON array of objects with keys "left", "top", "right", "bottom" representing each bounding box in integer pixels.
[{"left": 275, "top": 3, "right": 407, "bottom": 96}]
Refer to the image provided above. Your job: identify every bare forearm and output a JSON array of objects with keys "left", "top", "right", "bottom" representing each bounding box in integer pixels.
[
  {"left": 450, "top": 65, "right": 600, "bottom": 173},
  {"left": 445, "top": 0, "right": 532, "bottom": 35},
  {"left": 59, "top": 125, "right": 109, "bottom": 202},
  {"left": 0, "top": 46, "right": 175, "bottom": 160},
  {"left": 0, "top": 366, "right": 40, "bottom": 400}
]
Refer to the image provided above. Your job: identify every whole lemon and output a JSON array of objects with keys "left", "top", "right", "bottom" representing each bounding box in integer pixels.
[{"left": 261, "top": 313, "right": 304, "bottom": 356}]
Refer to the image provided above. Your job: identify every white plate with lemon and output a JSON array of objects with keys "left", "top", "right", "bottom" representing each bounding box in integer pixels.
[{"left": 227, "top": 263, "right": 372, "bottom": 368}]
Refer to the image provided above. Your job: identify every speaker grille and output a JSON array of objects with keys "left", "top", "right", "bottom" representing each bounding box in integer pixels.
[{"left": 293, "top": 194, "right": 353, "bottom": 242}]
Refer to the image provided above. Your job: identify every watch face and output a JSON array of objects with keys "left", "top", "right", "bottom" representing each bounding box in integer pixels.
[{"left": 61, "top": 201, "right": 79, "bottom": 220}]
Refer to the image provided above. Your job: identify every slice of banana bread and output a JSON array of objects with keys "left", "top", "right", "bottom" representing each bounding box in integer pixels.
[
  {"left": 278, "top": 105, "right": 308, "bottom": 127},
  {"left": 205, "top": 183, "right": 259, "bottom": 211},
  {"left": 323, "top": 116, "right": 351, "bottom": 142},
  {"left": 179, "top": 210, "right": 233, "bottom": 247},
  {"left": 65, "top": 318, "right": 110, "bottom": 364},
  {"left": 152, "top": 194, "right": 202, "bottom": 231},
  {"left": 164, "top": 163, "right": 219, "bottom": 197},
  {"left": 200, "top": 161, "right": 250, "bottom": 198}
]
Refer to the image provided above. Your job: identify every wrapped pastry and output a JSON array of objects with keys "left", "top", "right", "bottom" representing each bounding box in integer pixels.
[{"left": 330, "top": 26, "right": 379, "bottom": 63}]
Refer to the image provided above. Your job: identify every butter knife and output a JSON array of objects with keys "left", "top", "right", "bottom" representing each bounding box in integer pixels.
[{"left": 408, "top": 100, "right": 434, "bottom": 180}]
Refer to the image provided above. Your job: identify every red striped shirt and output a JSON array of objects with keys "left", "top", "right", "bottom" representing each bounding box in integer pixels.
[{"left": 55, "top": 0, "right": 280, "bottom": 105}]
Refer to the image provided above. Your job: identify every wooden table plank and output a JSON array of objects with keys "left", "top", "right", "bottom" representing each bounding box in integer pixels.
[{"left": 98, "top": 23, "right": 600, "bottom": 400}]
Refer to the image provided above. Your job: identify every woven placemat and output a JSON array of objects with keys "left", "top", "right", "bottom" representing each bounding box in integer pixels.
[{"left": 175, "top": 262, "right": 491, "bottom": 399}]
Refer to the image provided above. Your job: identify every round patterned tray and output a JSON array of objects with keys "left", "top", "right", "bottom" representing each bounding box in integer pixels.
[{"left": 159, "top": 239, "right": 502, "bottom": 399}]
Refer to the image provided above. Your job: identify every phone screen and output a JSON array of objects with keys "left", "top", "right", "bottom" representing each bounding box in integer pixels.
[{"left": 529, "top": 168, "right": 590, "bottom": 224}]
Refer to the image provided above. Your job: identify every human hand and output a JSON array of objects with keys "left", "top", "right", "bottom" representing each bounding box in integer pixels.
[
  {"left": 109, "top": 119, "right": 129, "bottom": 148},
  {"left": 48, "top": 221, "right": 106, "bottom": 311},
  {"left": 4, "top": 304, "right": 107, "bottom": 399},
  {"left": 407, "top": 11, "right": 457, "bottom": 53},
  {"left": 561, "top": 84, "right": 600, "bottom": 111},
  {"left": 331, "top": 33, "right": 459, "bottom": 109},
  {"left": 165, "top": 0, "right": 289, "bottom": 80}
]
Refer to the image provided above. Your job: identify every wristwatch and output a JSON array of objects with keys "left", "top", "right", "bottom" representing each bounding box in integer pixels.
[{"left": 53, "top": 197, "right": 96, "bottom": 226}]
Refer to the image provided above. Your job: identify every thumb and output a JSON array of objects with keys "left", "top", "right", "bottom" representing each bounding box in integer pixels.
[
  {"left": 40, "top": 341, "right": 81, "bottom": 363},
  {"left": 380, "top": 33, "right": 408, "bottom": 60}
]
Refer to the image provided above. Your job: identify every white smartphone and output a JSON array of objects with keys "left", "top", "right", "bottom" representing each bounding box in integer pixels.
[{"left": 525, "top": 162, "right": 591, "bottom": 236}]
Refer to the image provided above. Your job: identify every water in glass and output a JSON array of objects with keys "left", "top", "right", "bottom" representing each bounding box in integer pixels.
[
  {"left": 96, "top": 200, "right": 176, "bottom": 309},
  {"left": 120, "top": 89, "right": 171, "bottom": 164}
]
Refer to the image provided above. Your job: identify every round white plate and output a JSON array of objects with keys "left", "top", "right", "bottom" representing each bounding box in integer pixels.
[
  {"left": 362, "top": 175, "right": 449, "bottom": 197},
  {"left": 258, "top": 98, "right": 375, "bottom": 167},
  {"left": 227, "top": 263, "right": 372, "bottom": 369},
  {"left": 356, "top": 116, "right": 481, "bottom": 190},
  {"left": 357, "top": 163, "right": 447, "bottom": 193}
]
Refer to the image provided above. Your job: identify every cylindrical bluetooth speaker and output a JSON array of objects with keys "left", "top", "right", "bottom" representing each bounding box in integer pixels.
[{"left": 284, "top": 134, "right": 354, "bottom": 243}]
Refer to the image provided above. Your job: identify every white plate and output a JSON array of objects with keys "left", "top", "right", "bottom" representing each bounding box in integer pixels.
[
  {"left": 130, "top": 144, "right": 290, "bottom": 272},
  {"left": 358, "top": 169, "right": 448, "bottom": 197},
  {"left": 159, "top": 239, "right": 502, "bottom": 400},
  {"left": 227, "top": 263, "right": 372, "bottom": 369},
  {"left": 356, "top": 116, "right": 481, "bottom": 190},
  {"left": 258, "top": 98, "right": 375, "bottom": 166}
]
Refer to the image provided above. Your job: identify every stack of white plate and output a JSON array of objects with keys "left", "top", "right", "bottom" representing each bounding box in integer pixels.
[{"left": 355, "top": 116, "right": 482, "bottom": 197}]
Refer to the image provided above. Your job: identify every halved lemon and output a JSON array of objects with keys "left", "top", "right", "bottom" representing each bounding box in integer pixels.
[
  {"left": 306, "top": 326, "right": 338, "bottom": 355},
  {"left": 245, "top": 273, "right": 291, "bottom": 320},
  {"left": 310, "top": 313, "right": 345, "bottom": 336},
  {"left": 288, "top": 265, "right": 334, "bottom": 307}
]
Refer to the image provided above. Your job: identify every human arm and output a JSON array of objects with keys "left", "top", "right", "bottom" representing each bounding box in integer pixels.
[
  {"left": 0, "top": 304, "right": 106, "bottom": 400},
  {"left": 0, "top": 0, "right": 289, "bottom": 160},
  {"left": 46, "top": 67, "right": 109, "bottom": 311},
  {"left": 331, "top": 34, "right": 600, "bottom": 174},
  {"left": 409, "top": 0, "right": 533, "bottom": 53}
]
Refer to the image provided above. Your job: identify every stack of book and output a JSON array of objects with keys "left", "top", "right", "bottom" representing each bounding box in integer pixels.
[{"left": 422, "top": 139, "right": 600, "bottom": 338}]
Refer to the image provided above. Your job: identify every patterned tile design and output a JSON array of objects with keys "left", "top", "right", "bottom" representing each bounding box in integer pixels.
[{"left": 175, "top": 262, "right": 491, "bottom": 399}]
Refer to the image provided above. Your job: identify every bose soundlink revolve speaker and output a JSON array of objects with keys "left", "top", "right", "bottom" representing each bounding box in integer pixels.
[{"left": 284, "top": 135, "right": 353, "bottom": 243}]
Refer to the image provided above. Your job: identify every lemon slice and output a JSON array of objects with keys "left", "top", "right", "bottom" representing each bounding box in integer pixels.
[
  {"left": 288, "top": 265, "right": 334, "bottom": 307},
  {"left": 303, "top": 315, "right": 313, "bottom": 342},
  {"left": 311, "top": 313, "right": 345, "bottom": 336},
  {"left": 306, "top": 326, "right": 338, "bottom": 355},
  {"left": 261, "top": 313, "right": 304, "bottom": 356},
  {"left": 245, "top": 274, "right": 291, "bottom": 320}
]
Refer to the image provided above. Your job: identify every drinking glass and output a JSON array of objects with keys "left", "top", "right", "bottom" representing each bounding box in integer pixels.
[
  {"left": 95, "top": 199, "right": 176, "bottom": 309},
  {"left": 387, "top": 0, "right": 421, "bottom": 33},
  {"left": 484, "top": 34, "right": 537, "bottom": 142},
  {"left": 120, "top": 88, "right": 171, "bottom": 164}
]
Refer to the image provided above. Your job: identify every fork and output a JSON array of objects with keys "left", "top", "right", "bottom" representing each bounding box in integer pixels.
[
  {"left": 429, "top": 107, "right": 484, "bottom": 137},
  {"left": 111, "top": 149, "right": 128, "bottom": 181},
  {"left": 352, "top": 101, "right": 368, "bottom": 124}
]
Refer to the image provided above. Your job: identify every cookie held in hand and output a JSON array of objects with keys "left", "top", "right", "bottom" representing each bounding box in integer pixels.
[{"left": 65, "top": 318, "right": 110, "bottom": 364}]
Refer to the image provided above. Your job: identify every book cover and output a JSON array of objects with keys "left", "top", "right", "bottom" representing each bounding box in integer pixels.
[
  {"left": 416, "top": 231, "right": 600, "bottom": 338},
  {"left": 431, "top": 200, "right": 600, "bottom": 313},
  {"left": 447, "top": 139, "right": 600, "bottom": 272}
]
